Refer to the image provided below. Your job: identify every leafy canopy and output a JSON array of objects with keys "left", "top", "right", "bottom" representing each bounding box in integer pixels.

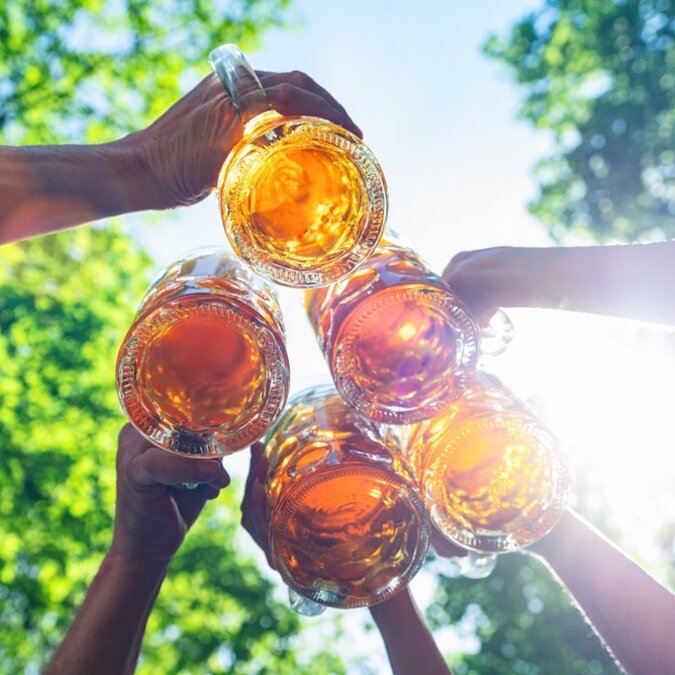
[
  {"left": 427, "top": 554, "right": 622, "bottom": 675},
  {"left": 484, "top": 0, "right": 675, "bottom": 242},
  {"left": 0, "top": 0, "right": 291, "bottom": 144},
  {"left": 0, "top": 228, "right": 349, "bottom": 674},
  {"left": 0, "top": 1, "right": 349, "bottom": 672}
]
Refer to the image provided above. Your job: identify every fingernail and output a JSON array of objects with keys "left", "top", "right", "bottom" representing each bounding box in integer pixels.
[{"left": 212, "top": 469, "right": 230, "bottom": 489}]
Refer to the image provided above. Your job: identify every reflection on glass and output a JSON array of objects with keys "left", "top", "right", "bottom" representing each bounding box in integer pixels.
[
  {"left": 116, "top": 248, "right": 289, "bottom": 456},
  {"left": 306, "top": 236, "right": 481, "bottom": 424},
  {"left": 264, "top": 385, "right": 429, "bottom": 609},
  {"left": 210, "top": 44, "right": 387, "bottom": 287},
  {"left": 406, "top": 372, "right": 569, "bottom": 552}
]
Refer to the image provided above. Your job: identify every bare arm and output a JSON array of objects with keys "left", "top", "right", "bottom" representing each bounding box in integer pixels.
[
  {"left": 0, "top": 141, "right": 158, "bottom": 243},
  {"left": 45, "top": 425, "right": 230, "bottom": 675},
  {"left": 44, "top": 555, "right": 166, "bottom": 675},
  {"left": 1, "top": 71, "right": 361, "bottom": 245},
  {"left": 369, "top": 587, "right": 452, "bottom": 675},
  {"left": 527, "top": 509, "right": 675, "bottom": 675},
  {"left": 443, "top": 242, "right": 675, "bottom": 325},
  {"left": 240, "top": 445, "right": 452, "bottom": 675}
]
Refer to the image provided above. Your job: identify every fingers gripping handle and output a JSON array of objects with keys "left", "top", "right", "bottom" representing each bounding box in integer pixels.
[{"left": 208, "top": 44, "right": 272, "bottom": 124}]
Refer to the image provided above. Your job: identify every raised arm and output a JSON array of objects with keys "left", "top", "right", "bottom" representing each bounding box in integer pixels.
[
  {"left": 369, "top": 587, "right": 452, "bottom": 675},
  {"left": 1, "top": 70, "right": 361, "bottom": 245},
  {"left": 527, "top": 509, "right": 675, "bottom": 675},
  {"left": 443, "top": 242, "right": 675, "bottom": 325},
  {"left": 240, "top": 443, "right": 452, "bottom": 675},
  {"left": 44, "top": 424, "right": 230, "bottom": 675}
]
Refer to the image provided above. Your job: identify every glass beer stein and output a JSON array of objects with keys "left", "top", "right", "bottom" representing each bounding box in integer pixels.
[
  {"left": 209, "top": 44, "right": 388, "bottom": 287},
  {"left": 305, "top": 236, "right": 512, "bottom": 424},
  {"left": 264, "top": 385, "right": 430, "bottom": 609},
  {"left": 406, "top": 372, "right": 569, "bottom": 553},
  {"left": 116, "top": 248, "right": 290, "bottom": 456}
]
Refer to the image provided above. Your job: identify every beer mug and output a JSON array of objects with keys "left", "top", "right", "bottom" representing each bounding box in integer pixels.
[
  {"left": 406, "top": 372, "right": 569, "bottom": 552},
  {"left": 264, "top": 385, "right": 429, "bottom": 609},
  {"left": 209, "top": 44, "right": 388, "bottom": 287},
  {"left": 116, "top": 248, "right": 289, "bottom": 456},
  {"left": 305, "top": 236, "right": 512, "bottom": 424}
]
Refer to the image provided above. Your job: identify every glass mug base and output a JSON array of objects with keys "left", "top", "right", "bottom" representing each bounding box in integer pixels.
[
  {"left": 423, "top": 412, "right": 569, "bottom": 553},
  {"left": 116, "top": 248, "right": 289, "bottom": 456},
  {"left": 264, "top": 385, "right": 429, "bottom": 610},
  {"left": 269, "top": 463, "right": 428, "bottom": 610},
  {"left": 219, "top": 112, "right": 387, "bottom": 288},
  {"left": 117, "top": 297, "right": 288, "bottom": 456}
]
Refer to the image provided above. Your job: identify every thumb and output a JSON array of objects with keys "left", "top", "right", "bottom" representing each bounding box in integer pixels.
[{"left": 130, "top": 447, "right": 227, "bottom": 488}]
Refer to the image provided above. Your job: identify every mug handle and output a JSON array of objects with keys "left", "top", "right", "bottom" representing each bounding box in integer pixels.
[
  {"left": 288, "top": 587, "right": 327, "bottom": 616},
  {"left": 208, "top": 43, "right": 273, "bottom": 124},
  {"left": 479, "top": 309, "right": 514, "bottom": 357}
]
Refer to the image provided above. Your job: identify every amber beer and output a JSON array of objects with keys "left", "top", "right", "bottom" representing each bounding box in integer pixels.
[
  {"left": 305, "top": 237, "right": 481, "bottom": 424},
  {"left": 265, "top": 385, "right": 429, "bottom": 609},
  {"left": 406, "top": 372, "right": 569, "bottom": 552},
  {"left": 210, "top": 44, "right": 387, "bottom": 287},
  {"left": 116, "top": 249, "right": 289, "bottom": 456}
]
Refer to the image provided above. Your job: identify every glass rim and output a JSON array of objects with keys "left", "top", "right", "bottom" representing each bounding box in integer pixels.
[
  {"left": 116, "top": 296, "right": 289, "bottom": 456},
  {"left": 333, "top": 284, "right": 480, "bottom": 424},
  {"left": 425, "top": 412, "right": 570, "bottom": 553},
  {"left": 218, "top": 116, "right": 388, "bottom": 288},
  {"left": 269, "top": 462, "right": 430, "bottom": 609}
]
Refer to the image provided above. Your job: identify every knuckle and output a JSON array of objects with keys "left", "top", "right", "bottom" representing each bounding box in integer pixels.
[
  {"left": 289, "top": 69, "right": 311, "bottom": 87},
  {"left": 449, "top": 250, "right": 471, "bottom": 266},
  {"left": 273, "top": 82, "right": 295, "bottom": 101}
]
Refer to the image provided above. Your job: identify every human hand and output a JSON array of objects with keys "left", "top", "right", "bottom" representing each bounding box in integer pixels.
[
  {"left": 109, "top": 424, "right": 231, "bottom": 567},
  {"left": 443, "top": 246, "right": 571, "bottom": 322},
  {"left": 442, "top": 247, "right": 522, "bottom": 323},
  {"left": 129, "top": 70, "right": 362, "bottom": 210},
  {"left": 240, "top": 442, "right": 275, "bottom": 568},
  {"left": 430, "top": 526, "right": 467, "bottom": 559}
]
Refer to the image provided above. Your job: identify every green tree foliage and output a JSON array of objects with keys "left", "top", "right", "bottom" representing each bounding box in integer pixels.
[
  {"left": 0, "top": 1, "right": 353, "bottom": 672},
  {"left": 0, "top": 0, "right": 290, "bottom": 144},
  {"left": 427, "top": 554, "right": 622, "bottom": 675},
  {"left": 0, "top": 229, "right": 347, "bottom": 674},
  {"left": 484, "top": 0, "right": 675, "bottom": 242}
]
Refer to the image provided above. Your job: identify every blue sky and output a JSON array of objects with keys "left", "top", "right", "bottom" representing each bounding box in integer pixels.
[
  {"left": 129, "top": 0, "right": 553, "bottom": 391},
  {"left": 133, "top": 0, "right": 550, "bottom": 270}
]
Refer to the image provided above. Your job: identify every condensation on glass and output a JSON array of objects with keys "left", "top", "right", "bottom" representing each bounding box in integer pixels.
[
  {"left": 116, "top": 248, "right": 289, "bottom": 456},
  {"left": 264, "top": 385, "right": 429, "bottom": 609},
  {"left": 405, "top": 372, "right": 570, "bottom": 553},
  {"left": 209, "top": 44, "right": 388, "bottom": 288}
]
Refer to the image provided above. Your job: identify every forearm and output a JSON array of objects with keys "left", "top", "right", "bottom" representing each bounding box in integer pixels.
[
  {"left": 528, "top": 509, "right": 675, "bottom": 675},
  {"left": 370, "top": 587, "right": 452, "bottom": 675},
  {"left": 44, "top": 552, "right": 167, "bottom": 675},
  {"left": 0, "top": 136, "right": 159, "bottom": 244},
  {"left": 496, "top": 242, "right": 675, "bottom": 325}
]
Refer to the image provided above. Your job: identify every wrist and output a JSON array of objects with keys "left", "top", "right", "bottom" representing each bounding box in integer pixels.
[
  {"left": 105, "top": 133, "right": 170, "bottom": 212},
  {"left": 500, "top": 247, "right": 568, "bottom": 310},
  {"left": 525, "top": 508, "right": 578, "bottom": 560},
  {"left": 369, "top": 587, "right": 415, "bottom": 624},
  {"left": 478, "top": 247, "right": 575, "bottom": 311},
  {"left": 104, "top": 549, "right": 170, "bottom": 579}
]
